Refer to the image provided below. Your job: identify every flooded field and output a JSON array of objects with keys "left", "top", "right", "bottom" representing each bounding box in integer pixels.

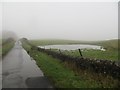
[{"left": 38, "top": 44, "right": 105, "bottom": 51}]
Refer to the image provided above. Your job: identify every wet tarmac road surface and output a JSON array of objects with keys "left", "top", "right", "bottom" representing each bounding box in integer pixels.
[{"left": 2, "top": 41, "right": 53, "bottom": 88}]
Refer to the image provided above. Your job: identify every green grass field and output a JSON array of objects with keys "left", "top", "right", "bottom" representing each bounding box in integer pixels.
[
  {"left": 51, "top": 49, "right": 118, "bottom": 61},
  {"left": 30, "top": 39, "right": 83, "bottom": 46},
  {"left": 21, "top": 38, "right": 120, "bottom": 88},
  {"left": 30, "top": 39, "right": 119, "bottom": 50},
  {"left": 29, "top": 39, "right": 119, "bottom": 61},
  {"left": 2, "top": 38, "right": 15, "bottom": 57}
]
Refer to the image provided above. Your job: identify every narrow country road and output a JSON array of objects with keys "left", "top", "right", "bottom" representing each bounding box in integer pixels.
[{"left": 2, "top": 41, "right": 53, "bottom": 88}]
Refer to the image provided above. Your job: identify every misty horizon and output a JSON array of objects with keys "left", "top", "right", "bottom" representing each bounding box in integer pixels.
[{"left": 1, "top": 2, "right": 118, "bottom": 41}]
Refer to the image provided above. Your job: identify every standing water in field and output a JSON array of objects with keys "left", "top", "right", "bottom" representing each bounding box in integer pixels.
[{"left": 38, "top": 44, "right": 105, "bottom": 51}]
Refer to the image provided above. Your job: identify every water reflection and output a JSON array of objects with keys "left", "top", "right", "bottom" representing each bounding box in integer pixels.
[
  {"left": 38, "top": 44, "right": 105, "bottom": 51},
  {"left": 2, "top": 41, "right": 46, "bottom": 88}
]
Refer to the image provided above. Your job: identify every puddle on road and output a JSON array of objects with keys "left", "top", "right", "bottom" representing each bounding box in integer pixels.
[{"left": 26, "top": 76, "right": 53, "bottom": 88}]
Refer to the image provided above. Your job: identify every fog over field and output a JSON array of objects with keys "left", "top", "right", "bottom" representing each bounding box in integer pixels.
[
  {"left": 0, "top": 1, "right": 119, "bottom": 89},
  {"left": 2, "top": 30, "right": 17, "bottom": 40},
  {"left": 1, "top": 1, "right": 118, "bottom": 40}
]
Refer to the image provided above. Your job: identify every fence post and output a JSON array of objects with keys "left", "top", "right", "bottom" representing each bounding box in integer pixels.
[{"left": 78, "top": 49, "right": 83, "bottom": 58}]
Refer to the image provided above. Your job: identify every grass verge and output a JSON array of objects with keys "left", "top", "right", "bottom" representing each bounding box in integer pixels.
[
  {"left": 2, "top": 39, "right": 15, "bottom": 57},
  {"left": 22, "top": 39, "right": 119, "bottom": 88}
]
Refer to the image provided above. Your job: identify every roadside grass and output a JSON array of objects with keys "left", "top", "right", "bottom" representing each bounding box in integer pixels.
[
  {"left": 22, "top": 40, "right": 119, "bottom": 88},
  {"left": 31, "top": 50, "right": 104, "bottom": 88},
  {"left": 2, "top": 39, "right": 15, "bottom": 57}
]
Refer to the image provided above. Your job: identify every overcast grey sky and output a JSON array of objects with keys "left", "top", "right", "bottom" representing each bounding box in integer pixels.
[{"left": 1, "top": 2, "right": 118, "bottom": 40}]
